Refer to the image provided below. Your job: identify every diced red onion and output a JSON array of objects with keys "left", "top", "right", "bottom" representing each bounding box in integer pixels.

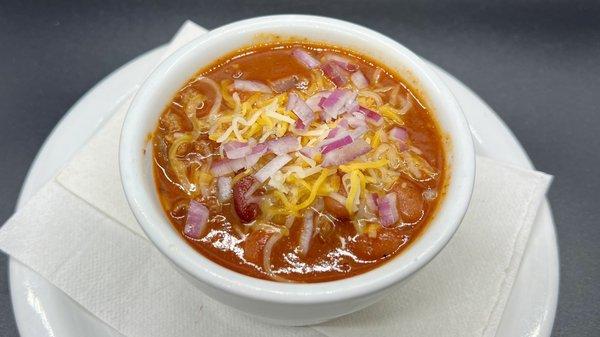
[
  {"left": 349, "top": 125, "right": 368, "bottom": 140},
  {"left": 389, "top": 127, "right": 409, "bottom": 141},
  {"left": 286, "top": 92, "right": 298, "bottom": 110},
  {"left": 210, "top": 159, "right": 237, "bottom": 176},
  {"left": 321, "top": 89, "right": 356, "bottom": 121},
  {"left": 345, "top": 112, "right": 367, "bottom": 129},
  {"left": 223, "top": 140, "right": 255, "bottom": 159},
  {"left": 357, "top": 106, "right": 383, "bottom": 126},
  {"left": 251, "top": 143, "right": 268, "bottom": 154},
  {"left": 344, "top": 98, "right": 359, "bottom": 113},
  {"left": 366, "top": 193, "right": 379, "bottom": 211},
  {"left": 389, "top": 127, "right": 409, "bottom": 151},
  {"left": 210, "top": 145, "right": 267, "bottom": 176},
  {"left": 350, "top": 70, "right": 369, "bottom": 89},
  {"left": 254, "top": 154, "right": 293, "bottom": 183},
  {"left": 319, "top": 128, "right": 351, "bottom": 148},
  {"left": 306, "top": 91, "right": 331, "bottom": 112},
  {"left": 233, "top": 79, "right": 273, "bottom": 94},
  {"left": 267, "top": 136, "right": 301, "bottom": 155},
  {"left": 294, "top": 119, "right": 306, "bottom": 131},
  {"left": 299, "top": 146, "right": 319, "bottom": 159},
  {"left": 325, "top": 127, "right": 340, "bottom": 140},
  {"left": 298, "top": 209, "right": 314, "bottom": 256},
  {"left": 225, "top": 146, "right": 252, "bottom": 159},
  {"left": 321, "top": 135, "right": 353, "bottom": 154},
  {"left": 222, "top": 140, "right": 245, "bottom": 152},
  {"left": 317, "top": 97, "right": 327, "bottom": 110},
  {"left": 270, "top": 76, "right": 298, "bottom": 93},
  {"left": 217, "top": 176, "right": 232, "bottom": 202},
  {"left": 322, "top": 138, "right": 372, "bottom": 167},
  {"left": 337, "top": 119, "right": 349, "bottom": 129},
  {"left": 321, "top": 61, "right": 349, "bottom": 87},
  {"left": 244, "top": 144, "right": 268, "bottom": 166},
  {"left": 378, "top": 192, "right": 400, "bottom": 227},
  {"left": 287, "top": 93, "right": 315, "bottom": 127},
  {"left": 184, "top": 200, "right": 209, "bottom": 239},
  {"left": 322, "top": 53, "right": 359, "bottom": 72},
  {"left": 292, "top": 48, "right": 321, "bottom": 69}
]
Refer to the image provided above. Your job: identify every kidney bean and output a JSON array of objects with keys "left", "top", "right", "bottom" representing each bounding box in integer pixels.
[{"left": 233, "top": 176, "right": 260, "bottom": 223}]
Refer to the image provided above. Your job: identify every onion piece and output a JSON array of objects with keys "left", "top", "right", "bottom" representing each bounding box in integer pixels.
[
  {"left": 321, "top": 61, "right": 349, "bottom": 86},
  {"left": 366, "top": 193, "right": 379, "bottom": 211},
  {"left": 184, "top": 200, "right": 209, "bottom": 239},
  {"left": 378, "top": 192, "right": 400, "bottom": 227},
  {"left": 322, "top": 138, "right": 372, "bottom": 167},
  {"left": 233, "top": 79, "right": 273, "bottom": 94},
  {"left": 321, "top": 89, "right": 357, "bottom": 121},
  {"left": 321, "top": 135, "right": 353, "bottom": 154},
  {"left": 223, "top": 139, "right": 255, "bottom": 159},
  {"left": 209, "top": 160, "right": 233, "bottom": 177},
  {"left": 244, "top": 143, "right": 268, "bottom": 166},
  {"left": 349, "top": 125, "right": 368, "bottom": 140},
  {"left": 306, "top": 91, "right": 331, "bottom": 112},
  {"left": 319, "top": 128, "right": 351, "bottom": 148},
  {"left": 217, "top": 176, "right": 232, "bottom": 202},
  {"left": 293, "top": 119, "right": 306, "bottom": 131},
  {"left": 298, "top": 209, "right": 314, "bottom": 256},
  {"left": 292, "top": 48, "right": 320, "bottom": 69},
  {"left": 287, "top": 93, "right": 315, "bottom": 128},
  {"left": 350, "top": 70, "right": 369, "bottom": 89},
  {"left": 389, "top": 127, "right": 409, "bottom": 151},
  {"left": 299, "top": 146, "right": 319, "bottom": 159},
  {"left": 389, "top": 127, "right": 408, "bottom": 141},
  {"left": 322, "top": 53, "right": 359, "bottom": 72},
  {"left": 345, "top": 112, "right": 367, "bottom": 129},
  {"left": 267, "top": 136, "right": 301, "bottom": 155},
  {"left": 210, "top": 144, "right": 267, "bottom": 176},
  {"left": 325, "top": 127, "right": 340, "bottom": 140},
  {"left": 269, "top": 75, "right": 298, "bottom": 93},
  {"left": 344, "top": 98, "right": 359, "bottom": 113},
  {"left": 254, "top": 154, "right": 293, "bottom": 183},
  {"left": 357, "top": 106, "right": 383, "bottom": 126}
]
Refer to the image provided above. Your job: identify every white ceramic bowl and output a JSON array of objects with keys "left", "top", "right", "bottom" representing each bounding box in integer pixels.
[{"left": 120, "top": 15, "right": 475, "bottom": 326}]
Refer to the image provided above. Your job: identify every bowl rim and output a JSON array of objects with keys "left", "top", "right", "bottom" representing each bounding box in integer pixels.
[{"left": 120, "top": 14, "right": 475, "bottom": 305}]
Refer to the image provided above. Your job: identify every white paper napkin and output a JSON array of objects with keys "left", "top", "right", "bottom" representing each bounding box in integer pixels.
[{"left": 0, "top": 21, "right": 552, "bottom": 337}]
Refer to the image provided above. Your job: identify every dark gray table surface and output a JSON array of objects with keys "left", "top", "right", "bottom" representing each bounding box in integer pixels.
[{"left": 1, "top": 1, "right": 598, "bottom": 336}]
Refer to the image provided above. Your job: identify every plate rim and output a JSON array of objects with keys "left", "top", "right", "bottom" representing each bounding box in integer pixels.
[{"left": 8, "top": 43, "right": 559, "bottom": 337}]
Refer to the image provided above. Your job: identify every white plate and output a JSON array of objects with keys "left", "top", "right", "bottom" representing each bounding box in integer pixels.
[{"left": 10, "top": 40, "right": 558, "bottom": 337}]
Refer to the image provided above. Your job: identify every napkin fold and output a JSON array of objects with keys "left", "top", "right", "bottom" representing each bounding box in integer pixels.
[{"left": 0, "top": 21, "right": 552, "bottom": 337}]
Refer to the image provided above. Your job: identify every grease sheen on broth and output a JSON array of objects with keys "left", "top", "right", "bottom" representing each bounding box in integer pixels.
[{"left": 152, "top": 43, "right": 446, "bottom": 282}]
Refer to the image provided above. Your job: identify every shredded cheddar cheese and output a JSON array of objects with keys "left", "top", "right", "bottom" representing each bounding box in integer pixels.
[
  {"left": 345, "top": 170, "right": 362, "bottom": 214},
  {"left": 339, "top": 159, "right": 389, "bottom": 173},
  {"left": 275, "top": 168, "right": 333, "bottom": 212}
]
